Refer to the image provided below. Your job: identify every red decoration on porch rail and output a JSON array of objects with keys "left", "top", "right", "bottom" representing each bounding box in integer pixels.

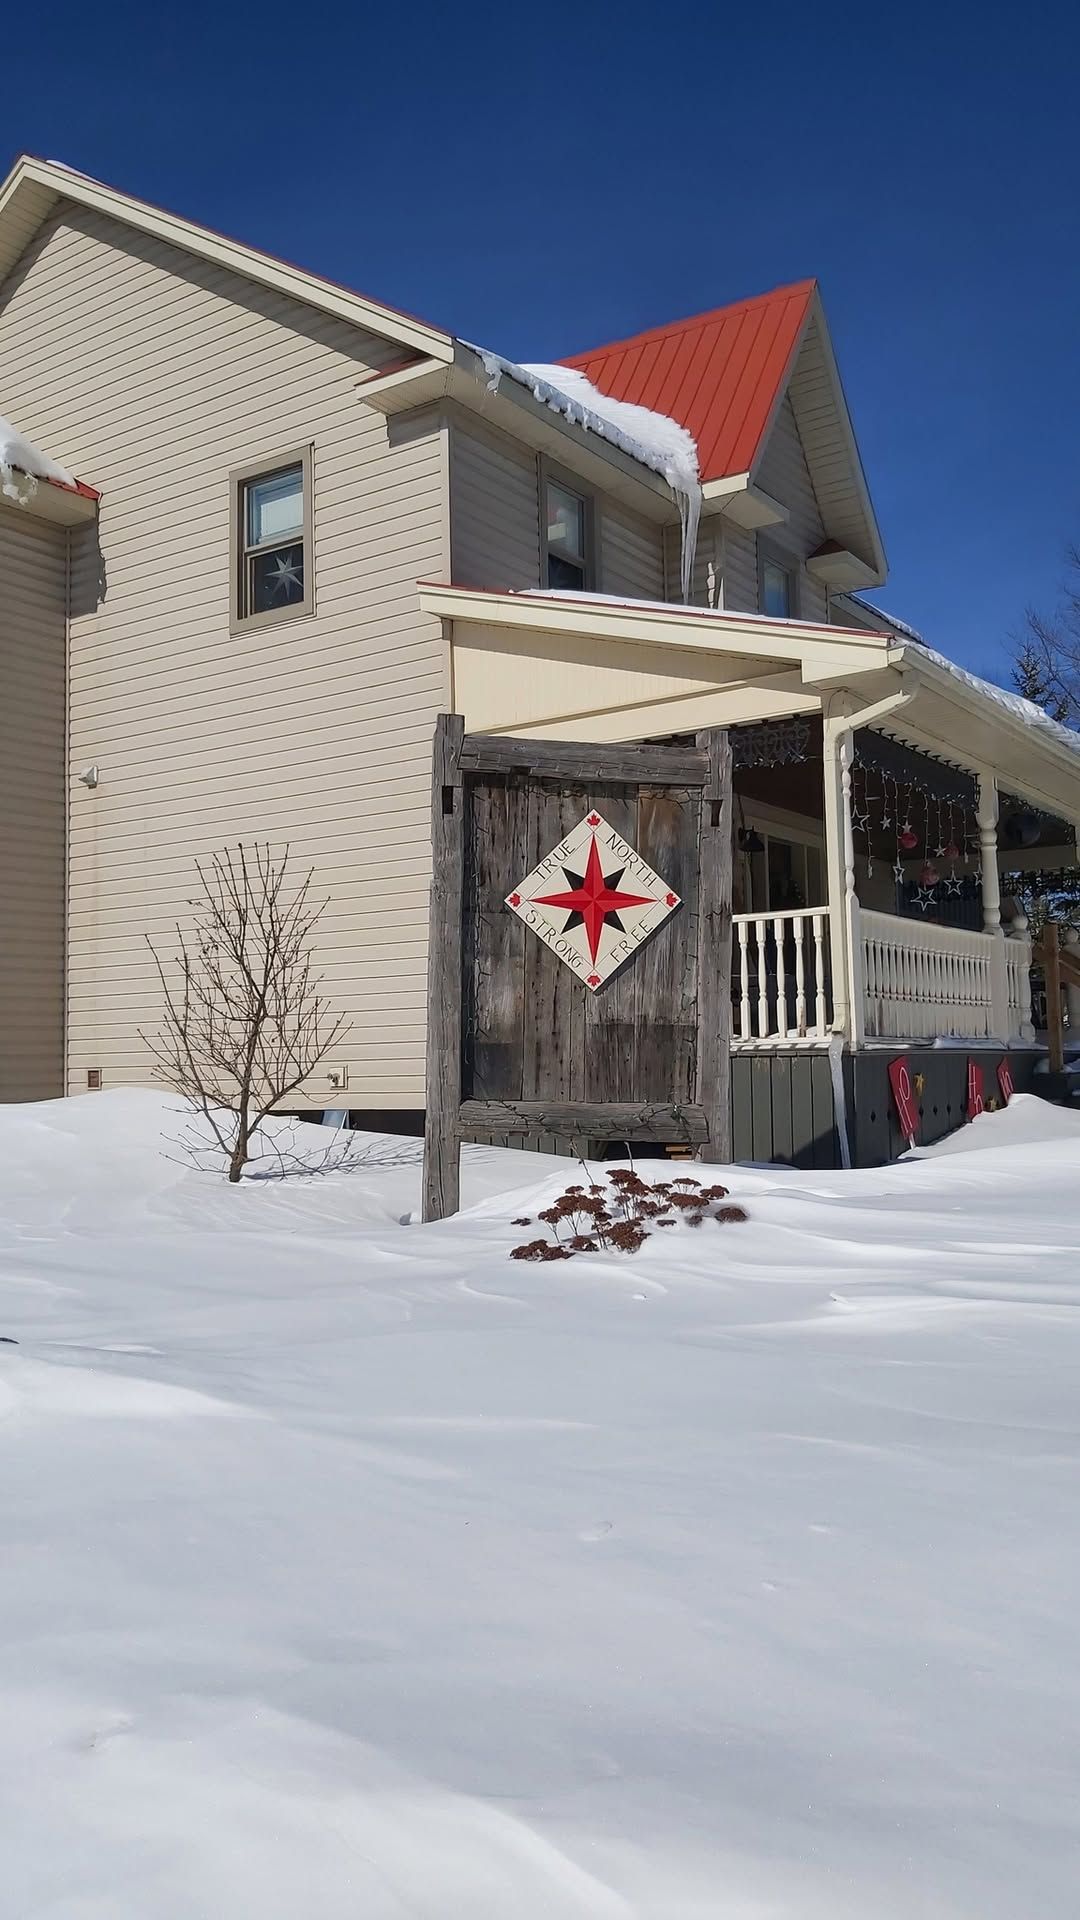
[
  {"left": 888, "top": 1057, "right": 919, "bottom": 1147},
  {"left": 997, "top": 1059, "right": 1015, "bottom": 1103},
  {"left": 967, "top": 1061, "right": 985, "bottom": 1119}
]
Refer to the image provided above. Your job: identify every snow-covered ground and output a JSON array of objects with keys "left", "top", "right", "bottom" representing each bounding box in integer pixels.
[{"left": 2, "top": 1091, "right": 1079, "bottom": 1918}]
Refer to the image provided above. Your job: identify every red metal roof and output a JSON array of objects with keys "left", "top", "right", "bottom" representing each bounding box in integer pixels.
[{"left": 562, "top": 280, "right": 816, "bottom": 485}]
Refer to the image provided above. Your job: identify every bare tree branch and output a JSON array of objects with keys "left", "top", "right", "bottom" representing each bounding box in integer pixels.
[{"left": 141, "top": 843, "right": 350, "bottom": 1181}]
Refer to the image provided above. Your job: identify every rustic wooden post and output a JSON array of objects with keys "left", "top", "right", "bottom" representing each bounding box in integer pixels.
[
  {"left": 696, "top": 727, "right": 733, "bottom": 1162},
  {"left": 1043, "top": 921, "right": 1064, "bottom": 1075},
  {"left": 422, "top": 713, "right": 465, "bottom": 1221}
]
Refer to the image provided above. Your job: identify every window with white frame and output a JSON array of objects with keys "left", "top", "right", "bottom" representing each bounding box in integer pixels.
[
  {"left": 545, "top": 476, "right": 592, "bottom": 592},
  {"left": 758, "top": 544, "right": 797, "bottom": 620},
  {"left": 232, "top": 450, "right": 313, "bottom": 628}
]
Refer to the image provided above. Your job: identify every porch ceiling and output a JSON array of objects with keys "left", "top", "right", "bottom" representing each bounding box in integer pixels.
[{"left": 889, "top": 656, "right": 1080, "bottom": 828}]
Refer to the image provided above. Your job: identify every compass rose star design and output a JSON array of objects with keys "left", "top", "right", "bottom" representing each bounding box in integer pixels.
[{"left": 533, "top": 833, "right": 653, "bottom": 965}]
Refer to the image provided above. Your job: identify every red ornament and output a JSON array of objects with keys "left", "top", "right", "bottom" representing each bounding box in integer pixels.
[
  {"left": 919, "top": 861, "right": 939, "bottom": 886},
  {"left": 943, "top": 841, "right": 960, "bottom": 860},
  {"left": 898, "top": 827, "right": 918, "bottom": 852}
]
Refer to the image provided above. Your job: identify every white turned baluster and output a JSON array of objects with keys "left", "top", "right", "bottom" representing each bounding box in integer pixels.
[
  {"left": 756, "top": 916, "right": 769, "bottom": 1037},
  {"left": 792, "top": 914, "right": 807, "bottom": 1036},
  {"left": 738, "top": 920, "right": 751, "bottom": 1040},
  {"left": 774, "top": 914, "right": 788, "bottom": 1039},
  {"left": 813, "top": 914, "right": 827, "bottom": 1036}
]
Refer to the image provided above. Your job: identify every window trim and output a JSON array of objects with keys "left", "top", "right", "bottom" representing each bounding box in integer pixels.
[
  {"left": 230, "top": 444, "right": 314, "bottom": 633},
  {"left": 539, "top": 458, "right": 596, "bottom": 594},
  {"left": 757, "top": 538, "right": 798, "bottom": 622}
]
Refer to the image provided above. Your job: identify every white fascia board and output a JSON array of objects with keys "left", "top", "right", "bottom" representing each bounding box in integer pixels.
[
  {"left": 1, "top": 157, "right": 454, "bottom": 362},
  {"left": 700, "top": 475, "right": 789, "bottom": 528},
  {"left": 419, "top": 583, "right": 893, "bottom": 676}
]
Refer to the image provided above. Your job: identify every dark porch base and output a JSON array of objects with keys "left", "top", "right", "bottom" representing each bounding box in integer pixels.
[{"left": 318, "top": 1047, "right": 1048, "bottom": 1175}]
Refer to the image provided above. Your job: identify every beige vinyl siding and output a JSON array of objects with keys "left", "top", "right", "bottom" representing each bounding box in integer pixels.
[
  {"left": 0, "top": 204, "right": 449, "bottom": 1105},
  {"left": 0, "top": 503, "right": 66, "bottom": 1099},
  {"left": 754, "top": 395, "right": 828, "bottom": 621},
  {"left": 449, "top": 414, "right": 540, "bottom": 590},
  {"left": 665, "top": 517, "right": 758, "bottom": 613},
  {"left": 599, "top": 499, "right": 665, "bottom": 600}
]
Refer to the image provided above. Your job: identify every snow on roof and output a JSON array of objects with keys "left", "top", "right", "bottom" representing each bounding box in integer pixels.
[
  {"left": 846, "top": 594, "right": 1080, "bottom": 763},
  {"left": 0, "top": 412, "right": 76, "bottom": 506},
  {"left": 473, "top": 350, "right": 701, "bottom": 601}
]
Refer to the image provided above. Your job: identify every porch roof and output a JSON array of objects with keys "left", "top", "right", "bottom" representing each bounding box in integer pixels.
[{"left": 419, "top": 583, "right": 1080, "bottom": 826}]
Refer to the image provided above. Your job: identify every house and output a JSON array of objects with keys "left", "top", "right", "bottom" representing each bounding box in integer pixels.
[{"left": 1, "top": 154, "right": 1077, "bottom": 1163}]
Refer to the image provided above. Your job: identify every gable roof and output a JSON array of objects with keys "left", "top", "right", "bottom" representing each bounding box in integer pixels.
[
  {"left": 0, "top": 155, "right": 454, "bottom": 364},
  {"left": 562, "top": 281, "right": 815, "bottom": 485},
  {"left": 563, "top": 282, "right": 886, "bottom": 583}
]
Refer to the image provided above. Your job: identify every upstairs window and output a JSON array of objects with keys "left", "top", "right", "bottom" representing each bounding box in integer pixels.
[
  {"left": 232, "top": 450, "right": 313, "bottom": 629},
  {"left": 545, "top": 477, "right": 592, "bottom": 592},
  {"left": 759, "top": 548, "right": 796, "bottom": 620}
]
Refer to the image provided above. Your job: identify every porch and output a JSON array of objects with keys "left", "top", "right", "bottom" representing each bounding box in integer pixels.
[
  {"left": 729, "top": 717, "right": 1040, "bottom": 1050},
  {"left": 419, "top": 584, "right": 1080, "bottom": 1064}
]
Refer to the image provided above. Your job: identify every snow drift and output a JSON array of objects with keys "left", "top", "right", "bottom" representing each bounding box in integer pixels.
[{"left": 1, "top": 1089, "right": 1079, "bottom": 1917}]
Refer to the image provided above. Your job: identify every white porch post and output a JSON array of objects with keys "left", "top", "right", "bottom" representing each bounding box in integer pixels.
[
  {"left": 822, "top": 710, "right": 863, "bottom": 1046},
  {"left": 977, "top": 771, "right": 1010, "bottom": 1042}
]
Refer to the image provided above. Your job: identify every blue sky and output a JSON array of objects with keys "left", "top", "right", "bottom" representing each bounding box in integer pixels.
[{"left": 6, "top": 0, "right": 1079, "bottom": 681}]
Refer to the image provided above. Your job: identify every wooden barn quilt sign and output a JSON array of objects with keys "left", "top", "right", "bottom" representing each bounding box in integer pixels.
[
  {"left": 422, "top": 716, "right": 734, "bottom": 1220},
  {"left": 505, "top": 810, "right": 681, "bottom": 990}
]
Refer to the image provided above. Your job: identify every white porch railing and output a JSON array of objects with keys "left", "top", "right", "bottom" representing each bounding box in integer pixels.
[
  {"left": 732, "top": 908, "right": 831, "bottom": 1043},
  {"left": 860, "top": 908, "right": 1035, "bottom": 1042},
  {"left": 1005, "top": 929, "right": 1035, "bottom": 1041}
]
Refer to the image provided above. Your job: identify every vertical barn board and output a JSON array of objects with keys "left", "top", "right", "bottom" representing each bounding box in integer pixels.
[
  {"left": 422, "top": 714, "right": 465, "bottom": 1222},
  {"left": 466, "top": 774, "right": 530, "bottom": 1103},
  {"left": 522, "top": 783, "right": 584, "bottom": 1101},
  {"left": 695, "top": 730, "right": 734, "bottom": 1162},
  {"left": 635, "top": 787, "right": 698, "bottom": 1106},
  {"left": 731, "top": 1054, "right": 754, "bottom": 1160},
  {"left": 770, "top": 1054, "right": 795, "bottom": 1165},
  {"left": 750, "top": 1055, "right": 774, "bottom": 1162},
  {"left": 584, "top": 781, "right": 641, "bottom": 1105}
]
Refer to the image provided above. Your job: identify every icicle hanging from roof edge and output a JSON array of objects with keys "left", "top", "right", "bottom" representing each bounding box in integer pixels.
[{"left": 473, "top": 349, "right": 702, "bottom": 606}]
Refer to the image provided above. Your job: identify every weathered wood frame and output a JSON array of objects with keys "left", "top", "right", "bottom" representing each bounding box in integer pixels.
[{"left": 422, "top": 715, "right": 733, "bottom": 1220}]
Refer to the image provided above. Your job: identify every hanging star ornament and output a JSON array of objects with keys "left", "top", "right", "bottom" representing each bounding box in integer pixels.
[
  {"left": 506, "top": 813, "right": 681, "bottom": 990},
  {"left": 913, "top": 884, "right": 938, "bottom": 912},
  {"left": 268, "top": 549, "right": 302, "bottom": 599},
  {"left": 943, "top": 871, "right": 963, "bottom": 896},
  {"left": 892, "top": 857, "right": 906, "bottom": 883}
]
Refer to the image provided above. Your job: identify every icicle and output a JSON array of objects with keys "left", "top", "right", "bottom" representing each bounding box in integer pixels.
[{"left": 469, "top": 347, "right": 702, "bottom": 603}]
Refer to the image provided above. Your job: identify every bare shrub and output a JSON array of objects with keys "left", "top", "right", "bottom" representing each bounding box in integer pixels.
[{"left": 142, "top": 843, "right": 349, "bottom": 1181}]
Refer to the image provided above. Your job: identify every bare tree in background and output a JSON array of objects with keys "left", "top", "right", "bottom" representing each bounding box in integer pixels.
[
  {"left": 143, "top": 844, "right": 349, "bottom": 1181},
  {"left": 1012, "top": 547, "right": 1080, "bottom": 724}
]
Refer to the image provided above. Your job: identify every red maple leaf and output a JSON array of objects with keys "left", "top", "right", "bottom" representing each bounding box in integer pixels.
[
  {"left": 508, "top": 892, "right": 521, "bottom": 907},
  {"left": 587, "top": 973, "right": 601, "bottom": 987},
  {"left": 665, "top": 891, "right": 678, "bottom": 907},
  {"left": 587, "top": 812, "right": 601, "bottom": 827}
]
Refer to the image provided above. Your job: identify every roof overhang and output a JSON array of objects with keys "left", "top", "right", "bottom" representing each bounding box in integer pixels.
[
  {"left": 419, "top": 583, "right": 893, "bottom": 741},
  {"left": 700, "top": 474, "right": 789, "bottom": 528},
  {"left": 806, "top": 541, "right": 881, "bottom": 592},
  {"left": 418, "top": 587, "right": 1080, "bottom": 823},
  {"left": 3, "top": 471, "right": 99, "bottom": 525},
  {"left": 0, "top": 156, "right": 455, "bottom": 363}
]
